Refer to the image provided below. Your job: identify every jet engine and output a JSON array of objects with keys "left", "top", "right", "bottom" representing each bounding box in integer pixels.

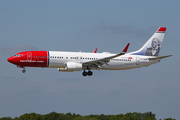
[{"left": 58, "top": 62, "right": 82, "bottom": 72}]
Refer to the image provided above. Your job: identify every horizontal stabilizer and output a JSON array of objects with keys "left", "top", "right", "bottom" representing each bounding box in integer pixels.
[{"left": 149, "top": 55, "right": 173, "bottom": 60}]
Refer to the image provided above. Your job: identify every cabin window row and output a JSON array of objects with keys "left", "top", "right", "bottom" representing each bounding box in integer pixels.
[
  {"left": 33, "top": 56, "right": 48, "bottom": 58},
  {"left": 32, "top": 56, "right": 66, "bottom": 58},
  {"left": 50, "top": 56, "right": 63, "bottom": 59},
  {"left": 49, "top": 56, "right": 131, "bottom": 62},
  {"left": 111, "top": 59, "right": 131, "bottom": 61},
  {"left": 70, "top": 57, "right": 98, "bottom": 60},
  {"left": 50, "top": 56, "right": 98, "bottom": 60}
]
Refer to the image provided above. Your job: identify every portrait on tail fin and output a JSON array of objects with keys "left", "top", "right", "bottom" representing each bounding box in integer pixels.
[{"left": 146, "top": 38, "right": 161, "bottom": 56}]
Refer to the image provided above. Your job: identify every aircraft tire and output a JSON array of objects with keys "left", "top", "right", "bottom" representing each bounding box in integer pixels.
[
  {"left": 22, "top": 70, "right": 26, "bottom": 73},
  {"left": 87, "top": 71, "right": 93, "bottom": 76},
  {"left": 82, "top": 71, "right": 88, "bottom": 76}
]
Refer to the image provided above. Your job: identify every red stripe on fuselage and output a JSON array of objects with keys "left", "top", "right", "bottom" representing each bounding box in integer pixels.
[{"left": 8, "top": 51, "right": 48, "bottom": 68}]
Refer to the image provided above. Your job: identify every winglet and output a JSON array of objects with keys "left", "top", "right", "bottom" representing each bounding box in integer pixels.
[
  {"left": 117, "top": 43, "right": 130, "bottom": 56},
  {"left": 122, "top": 43, "right": 130, "bottom": 53},
  {"left": 93, "top": 48, "right": 97, "bottom": 53}
]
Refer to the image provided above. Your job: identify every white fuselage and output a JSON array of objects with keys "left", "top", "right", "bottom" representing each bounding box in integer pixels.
[{"left": 48, "top": 51, "right": 159, "bottom": 70}]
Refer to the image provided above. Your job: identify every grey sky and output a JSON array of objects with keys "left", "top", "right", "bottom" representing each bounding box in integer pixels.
[{"left": 0, "top": 1, "right": 179, "bottom": 119}]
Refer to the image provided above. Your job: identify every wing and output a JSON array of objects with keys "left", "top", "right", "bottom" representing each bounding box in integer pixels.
[
  {"left": 149, "top": 55, "right": 173, "bottom": 60},
  {"left": 82, "top": 43, "right": 130, "bottom": 69}
]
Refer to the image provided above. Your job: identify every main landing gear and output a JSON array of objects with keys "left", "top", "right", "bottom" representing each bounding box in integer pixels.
[{"left": 82, "top": 70, "right": 93, "bottom": 76}]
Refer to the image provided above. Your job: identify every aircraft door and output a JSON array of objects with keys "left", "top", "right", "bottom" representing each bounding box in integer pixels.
[
  {"left": 27, "top": 52, "right": 32, "bottom": 61},
  {"left": 136, "top": 57, "right": 140, "bottom": 65}
]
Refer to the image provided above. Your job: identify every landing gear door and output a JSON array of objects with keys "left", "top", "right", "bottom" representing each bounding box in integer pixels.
[{"left": 136, "top": 57, "right": 140, "bottom": 65}]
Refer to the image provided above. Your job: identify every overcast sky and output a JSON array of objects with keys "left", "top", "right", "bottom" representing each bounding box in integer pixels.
[{"left": 0, "top": 1, "right": 180, "bottom": 119}]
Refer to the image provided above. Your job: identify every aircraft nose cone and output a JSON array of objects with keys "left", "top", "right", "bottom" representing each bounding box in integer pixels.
[{"left": 7, "top": 57, "right": 14, "bottom": 63}]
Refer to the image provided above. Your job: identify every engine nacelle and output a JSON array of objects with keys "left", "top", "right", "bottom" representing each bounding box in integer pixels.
[{"left": 58, "top": 62, "right": 82, "bottom": 72}]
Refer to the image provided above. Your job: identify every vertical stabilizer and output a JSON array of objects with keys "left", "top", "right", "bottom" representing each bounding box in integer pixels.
[{"left": 130, "top": 27, "right": 166, "bottom": 56}]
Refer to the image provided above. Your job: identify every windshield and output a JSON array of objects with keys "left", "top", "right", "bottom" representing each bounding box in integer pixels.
[{"left": 14, "top": 54, "right": 21, "bottom": 57}]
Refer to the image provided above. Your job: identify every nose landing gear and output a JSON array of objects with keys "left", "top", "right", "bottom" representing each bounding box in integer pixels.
[
  {"left": 22, "top": 68, "right": 26, "bottom": 73},
  {"left": 82, "top": 70, "right": 93, "bottom": 76}
]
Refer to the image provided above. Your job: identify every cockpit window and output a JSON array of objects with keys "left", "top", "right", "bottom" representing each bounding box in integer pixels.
[{"left": 14, "top": 54, "right": 21, "bottom": 57}]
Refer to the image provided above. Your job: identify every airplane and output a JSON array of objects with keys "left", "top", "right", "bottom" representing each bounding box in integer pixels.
[{"left": 7, "top": 27, "right": 172, "bottom": 76}]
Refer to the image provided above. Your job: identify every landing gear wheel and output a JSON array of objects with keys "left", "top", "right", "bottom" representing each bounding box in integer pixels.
[
  {"left": 87, "top": 71, "right": 93, "bottom": 76},
  {"left": 82, "top": 71, "right": 88, "bottom": 76},
  {"left": 22, "top": 69, "right": 26, "bottom": 73}
]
